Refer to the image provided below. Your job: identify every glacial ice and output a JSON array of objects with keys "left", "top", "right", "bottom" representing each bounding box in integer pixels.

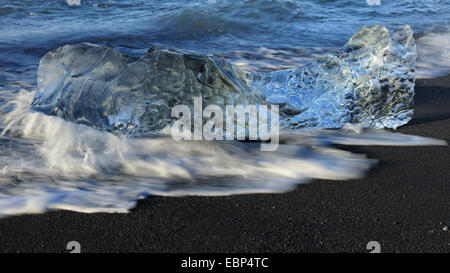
[
  {"left": 252, "top": 25, "right": 417, "bottom": 129},
  {"left": 31, "top": 25, "right": 417, "bottom": 134}
]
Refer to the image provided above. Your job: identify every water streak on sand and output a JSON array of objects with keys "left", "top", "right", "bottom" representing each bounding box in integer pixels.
[{"left": 0, "top": 90, "right": 445, "bottom": 216}]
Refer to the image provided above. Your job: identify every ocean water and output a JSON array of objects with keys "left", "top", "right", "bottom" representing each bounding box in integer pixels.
[{"left": 0, "top": 0, "right": 448, "bottom": 216}]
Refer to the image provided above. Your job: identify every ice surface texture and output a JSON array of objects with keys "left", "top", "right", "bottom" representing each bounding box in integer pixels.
[
  {"left": 31, "top": 25, "right": 416, "bottom": 134},
  {"left": 252, "top": 25, "right": 416, "bottom": 129}
]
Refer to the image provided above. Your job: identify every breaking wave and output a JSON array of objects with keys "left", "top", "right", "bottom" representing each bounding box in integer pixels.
[{"left": 0, "top": 90, "right": 445, "bottom": 217}]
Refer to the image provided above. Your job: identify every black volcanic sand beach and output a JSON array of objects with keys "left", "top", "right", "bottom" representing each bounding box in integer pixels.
[{"left": 0, "top": 76, "right": 448, "bottom": 253}]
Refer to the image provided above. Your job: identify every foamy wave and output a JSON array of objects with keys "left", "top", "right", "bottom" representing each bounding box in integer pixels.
[
  {"left": 416, "top": 30, "right": 450, "bottom": 79},
  {"left": 0, "top": 90, "right": 445, "bottom": 217}
]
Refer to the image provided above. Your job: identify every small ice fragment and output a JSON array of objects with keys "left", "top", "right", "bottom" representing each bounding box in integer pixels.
[
  {"left": 66, "top": 0, "right": 81, "bottom": 6},
  {"left": 367, "top": 0, "right": 381, "bottom": 6}
]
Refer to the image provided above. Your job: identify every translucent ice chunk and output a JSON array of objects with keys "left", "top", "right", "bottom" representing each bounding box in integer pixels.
[
  {"left": 250, "top": 25, "right": 416, "bottom": 129},
  {"left": 31, "top": 25, "right": 416, "bottom": 134}
]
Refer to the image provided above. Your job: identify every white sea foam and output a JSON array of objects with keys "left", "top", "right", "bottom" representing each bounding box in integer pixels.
[
  {"left": 0, "top": 90, "right": 445, "bottom": 217},
  {"left": 416, "top": 30, "right": 450, "bottom": 79}
]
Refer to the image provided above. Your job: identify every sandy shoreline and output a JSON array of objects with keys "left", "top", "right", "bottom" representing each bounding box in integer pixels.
[{"left": 0, "top": 76, "right": 448, "bottom": 253}]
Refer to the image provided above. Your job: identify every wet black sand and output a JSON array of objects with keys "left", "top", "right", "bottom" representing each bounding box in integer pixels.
[{"left": 0, "top": 76, "right": 448, "bottom": 253}]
